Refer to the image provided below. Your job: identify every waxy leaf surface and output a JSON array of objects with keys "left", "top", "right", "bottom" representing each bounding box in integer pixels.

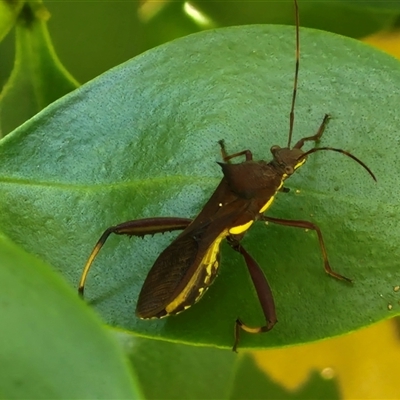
[{"left": 0, "top": 235, "right": 139, "bottom": 399}]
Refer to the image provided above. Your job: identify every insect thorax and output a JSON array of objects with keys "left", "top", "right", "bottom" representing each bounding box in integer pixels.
[{"left": 219, "top": 160, "right": 284, "bottom": 199}]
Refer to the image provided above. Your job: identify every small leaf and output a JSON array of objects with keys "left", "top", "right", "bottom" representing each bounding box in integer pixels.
[
  {"left": 0, "top": 2, "right": 79, "bottom": 137},
  {"left": 0, "top": 25, "right": 399, "bottom": 349},
  {"left": 0, "top": 0, "right": 23, "bottom": 42}
]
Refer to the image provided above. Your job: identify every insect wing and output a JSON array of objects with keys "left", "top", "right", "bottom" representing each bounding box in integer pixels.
[{"left": 136, "top": 198, "right": 250, "bottom": 319}]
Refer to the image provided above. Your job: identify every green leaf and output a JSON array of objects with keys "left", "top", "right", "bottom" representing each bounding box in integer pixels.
[
  {"left": 0, "top": 0, "right": 23, "bottom": 42},
  {"left": 0, "top": 2, "right": 79, "bottom": 137},
  {"left": 115, "top": 331, "right": 340, "bottom": 399},
  {"left": 0, "top": 234, "right": 140, "bottom": 399},
  {"left": 0, "top": 25, "right": 399, "bottom": 349},
  {"left": 117, "top": 331, "right": 237, "bottom": 399}
]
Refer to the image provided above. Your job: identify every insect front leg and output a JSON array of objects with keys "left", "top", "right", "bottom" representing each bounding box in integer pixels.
[
  {"left": 261, "top": 216, "right": 352, "bottom": 283},
  {"left": 293, "top": 113, "right": 330, "bottom": 149},
  {"left": 78, "top": 217, "right": 192, "bottom": 296},
  {"left": 218, "top": 140, "right": 253, "bottom": 163},
  {"left": 227, "top": 237, "right": 277, "bottom": 352}
]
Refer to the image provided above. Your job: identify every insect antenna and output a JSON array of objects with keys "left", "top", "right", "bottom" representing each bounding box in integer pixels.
[
  {"left": 287, "top": 0, "right": 300, "bottom": 148},
  {"left": 299, "top": 147, "right": 377, "bottom": 181}
]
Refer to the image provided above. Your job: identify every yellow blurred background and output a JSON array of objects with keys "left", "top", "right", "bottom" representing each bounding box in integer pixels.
[{"left": 255, "top": 319, "right": 399, "bottom": 399}]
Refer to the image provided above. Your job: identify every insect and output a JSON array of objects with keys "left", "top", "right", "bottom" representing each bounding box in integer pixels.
[{"left": 78, "top": 0, "right": 376, "bottom": 351}]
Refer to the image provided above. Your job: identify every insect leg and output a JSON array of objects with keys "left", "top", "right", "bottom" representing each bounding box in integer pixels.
[
  {"left": 261, "top": 216, "right": 352, "bottom": 283},
  {"left": 227, "top": 239, "right": 277, "bottom": 352},
  {"left": 218, "top": 140, "right": 253, "bottom": 163},
  {"left": 78, "top": 217, "right": 192, "bottom": 296},
  {"left": 293, "top": 113, "right": 330, "bottom": 149}
]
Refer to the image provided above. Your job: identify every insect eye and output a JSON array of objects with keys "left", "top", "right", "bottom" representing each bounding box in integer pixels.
[{"left": 285, "top": 165, "right": 294, "bottom": 175}]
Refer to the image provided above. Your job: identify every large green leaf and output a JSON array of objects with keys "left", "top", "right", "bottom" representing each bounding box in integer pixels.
[
  {"left": 0, "top": 234, "right": 139, "bottom": 399},
  {"left": 0, "top": 25, "right": 399, "bottom": 349}
]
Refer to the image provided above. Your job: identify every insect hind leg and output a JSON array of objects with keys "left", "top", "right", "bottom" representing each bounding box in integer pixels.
[
  {"left": 227, "top": 238, "right": 277, "bottom": 352},
  {"left": 78, "top": 217, "right": 192, "bottom": 297}
]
